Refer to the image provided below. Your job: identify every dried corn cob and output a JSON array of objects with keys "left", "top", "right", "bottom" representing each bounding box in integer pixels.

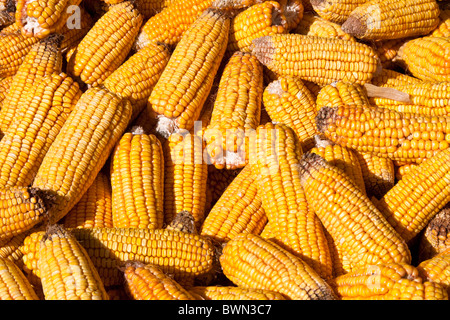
[
  {"left": 252, "top": 34, "right": 381, "bottom": 86},
  {"left": 63, "top": 171, "right": 113, "bottom": 229},
  {"left": 355, "top": 151, "right": 395, "bottom": 200},
  {"left": 249, "top": 122, "right": 333, "bottom": 280},
  {"left": 67, "top": 1, "right": 143, "bottom": 87},
  {"left": 263, "top": 76, "right": 318, "bottom": 151},
  {"left": 20, "top": 227, "right": 45, "bottom": 286},
  {"left": 292, "top": 11, "right": 355, "bottom": 42},
  {"left": 341, "top": 0, "right": 440, "bottom": 40},
  {"left": 31, "top": 87, "right": 132, "bottom": 225},
  {"left": 188, "top": 286, "right": 287, "bottom": 300},
  {"left": 38, "top": 225, "right": 109, "bottom": 300},
  {"left": 396, "top": 36, "right": 450, "bottom": 83},
  {"left": 148, "top": 8, "right": 230, "bottom": 138},
  {"left": 0, "top": 231, "right": 30, "bottom": 268},
  {"left": 418, "top": 204, "right": 450, "bottom": 262},
  {"left": 374, "top": 148, "right": 450, "bottom": 243},
  {"left": 316, "top": 105, "right": 450, "bottom": 164},
  {"left": 163, "top": 131, "right": 208, "bottom": 231},
  {"left": 0, "top": 0, "right": 15, "bottom": 28},
  {"left": 371, "top": 69, "right": 422, "bottom": 87},
  {"left": 200, "top": 165, "right": 267, "bottom": 243},
  {"left": 316, "top": 81, "right": 370, "bottom": 111},
  {"left": 103, "top": 42, "right": 171, "bottom": 121},
  {"left": 369, "top": 82, "right": 450, "bottom": 117},
  {"left": 0, "top": 73, "right": 81, "bottom": 189},
  {"left": 21, "top": 227, "right": 218, "bottom": 288},
  {"left": 310, "top": 137, "right": 366, "bottom": 195},
  {"left": 310, "top": 0, "right": 370, "bottom": 24},
  {"left": 417, "top": 248, "right": 450, "bottom": 295},
  {"left": 220, "top": 233, "right": 337, "bottom": 300},
  {"left": 0, "top": 187, "right": 48, "bottom": 242},
  {"left": 122, "top": 261, "right": 196, "bottom": 300},
  {"left": 0, "top": 34, "right": 63, "bottom": 134},
  {"left": 431, "top": 9, "right": 450, "bottom": 37},
  {"left": 111, "top": 127, "right": 165, "bottom": 230},
  {"left": 330, "top": 263, "right": 448, "bottom": 300},
  {"left": 202, "top": 51, "right": 263, "bottom": 170},
  {"left": 226, "top": 0, "right": 303, "bottom": 54},
  {"left": 370, "top": 38, "right": 411, "bottom": 69},
  {"left": 0, "top": 257, "right": 39, "bottom": 300},
  {"left": 134, "top": 0, "right": 214, "bottom": 50},
  {"left": 299, "top": 152, "right": 411, "bottom": 271}
]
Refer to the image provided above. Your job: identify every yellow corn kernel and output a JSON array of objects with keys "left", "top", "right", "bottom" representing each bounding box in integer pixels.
[
  {"left": 63, "top": 171, "right": 114, "bottom": 229},
  {"left": 371, "top": 69, "right": 422, "bottom": 87},
  {"left": 418, "top": 204, "right": 450, "bottom": 262},
  {"left": 370, "top": 38, "right": 411, "bottom": 70},
  {"left": 0, "top": 257, "right": 39, "bottom": 300},
  {"left": 373, "top": 148, "right": 450, "bottom": 243},
  {"left": 0, "top": 231, "right": 30, "bottom": 269},
  {"left": 0, "top": 76, "right": 12, "bottom": 107},
  {"left": 163, "top": 131, "right": 208, "bottom": 231},
  {"left": 316, "top": 81, "right": 371, "bottom": 111},
  {"left": 316, "top": 104, "right": 450, "bottom": 164},
  {"left": 67, "top": 1, "right": 143, "bottom": 87},
  {"left": 39, "top": 225, "right": 109, "bottom": 300},
  {"left": 394, "top": 162, "right": 419, "bottom": 181},
  {"left": 310, "top": 0, "right": 370, "bottom": 24},
  {"left": 220, "top": 233, "right": 337, "bottom": 300},
  {"left": 431, "top": 9, "right": 450, "bottom": 37},
  {"left": 0, "top": 73, "right": 81, "bottom": 189},
  {"left": 111, "top": 127, "right": 165, "bottom": 230},
  {"left": 148, "top": 8, "right": 230, "bottom": 138},
  {"left": 417, "top": 248, "right": 450, "bottom": 295},
  {"left": 103, "top": 42, "right": 171, "bottom": 121},
  {"left": 202, "top": 51, "right": 263, "bottom": 170},
  {"left": 200, "top": 165, "right": 267, "bottom": 243},
  {"left": 123, "top": 261, "right": 197, "bottom": 300},
  {"left": 205, "top": 165, "right": 242, "bottom": 209},
  {"left": 249, "top": 122, "right": 333, "bottom": 280},
  {"left": 31, "top": 87, "right": 133, "bottom": 225},
  {"left": 252, "top": 34, "right": 381, "bottom": 86},
  {"left": 188, "top": 286, "right": 287, "bottom": 300},
  {"left": 331, "top": 263, "right": 448, "bottom": 300},
  {"left": 341, "top": 0, "right": 440, "bottom": 40},
  {"left": 299, "top": 152, "right": 411, "bottom": 271},
  {"left": 263, "top": 76, "right": 318, "bottom": 151}
]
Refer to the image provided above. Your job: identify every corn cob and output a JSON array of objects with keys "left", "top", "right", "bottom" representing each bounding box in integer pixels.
[
  {"left": 200, "top": 165, "right": 267, "bottom": 243},
  {"left": 355, "top": 151, "right": 395, "bottom": 200},
  {"left": 202, "top": 51, "right": 263, "bottom": 170},
  {"left": 226, "top": 0, "right": 303, "bottom": 54},
  {"left": 263, "top": 76, "right": 318, "bottom": 151},
  {"left": 431, "top": 9, "right": 450, "bottom": 37},
  {"left": 0, "top": 187, "right": 49, "bottom": 242},
  {"left": 0, "top": 34, "right": 63, "bottom": 134},
  {"left": 373, "top": 148, "right": 450, "bottom": 243},
  {"left": 38, "top": 225, "right": 109, "bottom": 300},
  {"left": 0, "top": 231, "right": 30, "bottom": 269},
  {"left": 249, "top": 122, "right": 333, "bottom": 280},
  {"left": 148, "top": 8, "right": 230, "bottom": 138},
  {"left": 134, "top": 0, "right": 214, "bottom": 50},
  {"left": 0, "top": 73, "right": 81, "bottom": 189},
  {"left": 330, "top": 263, "right": 448, "bottom": 300},
  {"left": 418, "top": 204, "right": 450, "bottom": 262},
  {"left": 0, "top": 257, "right": 39, "bottom": 300},
  {"left": 369, "top": 82, "right": 450, "bottom": 117},
  {"left": 371, "top": 69, "right": 422, "bottom": 87},
  {"left": 252, "top": 34, "right": 381, "bottom": 86},
  {"left": 316, "top": 105, "right": 450, "bottom": 164},
  {"left": 103, "top": 42, "right": 171, "bottom": 121},
  {"left": 370, "top": 38, "right": 411, "bottom": 70},
  {"left": 205, "top": 165, "right": 242, "bottom": 208},
  {"left": 316, "top": 81, "right": 371, "bottom": 111},
  {"left": 394, "top": 162, "right": 418, "bottom": 181},
  {"left": 292, "top": 11, "right": 355, "bottom": 42},
  {"left": 163, "top": 131, "right": 208, "bottom": 231},
  {"left": 310, "top": 0, "right": 370, "bottom": 24},
  {"left": 0, "top": 0, "right": 15, "bottom": 28},
  {"left": 21, "top": 227, "right": 218, "bottom": 288},
  {"left": 67, "top": 1, "right": 143, "bottom": 87},
  {"left": 310, "top": 136, "right": 367, "bottom": 195},
  {"left": 110, "top": 127, "right": 165, "bottom": 230},
  {"left": 63, "top": 171, "right": 113, "bottom": 229},
  {"left": 20, "top": 226, "right": 46, "bottom": 286},
  {"left": 220, "top": 233, "right": 337, "bottom": 300},
  {"left": 341, "top": 0, "right": 440, "bottom": 40},
  {"left": 122, "top": 261, "right": 197, "bottom": 300},
  {"left": 299, "top": 152, "right": 411, "bottom": 270},
  {"left": 188, "top": 286, "right": 287, "bottom": 300},
  {"left": 0, "top": 75, "right": 12, "bottom": 106},
  {"left": 31, "top": 86, "right": 132, "bottom": 225},
  {"left": 16, "top": 0, "right": 83, "bottom": 39},
  {"left": 396, "top": 36, "right": 450, "bottom": 83},
  {"left": 417, "top": 248, "right": 450, "bottom": 295}
]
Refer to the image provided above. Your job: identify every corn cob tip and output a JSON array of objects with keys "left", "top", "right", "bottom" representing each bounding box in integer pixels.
[
  {"left": 5, "top": 0, "right": 15, "bottom": 13},
  {"left": 251, "top": 36, "right": 274, "bottom": 66},
  {"left": 315, "top": 106, "right": 337, "bottom": 134},
  {"left": 42, "top": 33, "right": 65, "bottom": 50},
  {"left": 314, "top": 135, "right": 333, "bottom": 148},
  {"left": 298, "top": 151, "right": 330, "bottom": 187},
  {"left": 167, "top": 211, "right": 197, "bottom": 234},
  {"left": 41, "top": 224, "right": 70, "bottom": 242},
  {"left": 266, "top": 79, "right": 283, "bottom": 96},
  {"left": 309, "top": 0, "right": 326, "bottom": 10},
  {"left": 130, "top": 125, "right": 146, "bottom": 135},
  {"left": 341, "top": 15, "right": 366, "bottom": 39},
  {"left": 155, "top": 115, "right": 177, "bottom": 139}
]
